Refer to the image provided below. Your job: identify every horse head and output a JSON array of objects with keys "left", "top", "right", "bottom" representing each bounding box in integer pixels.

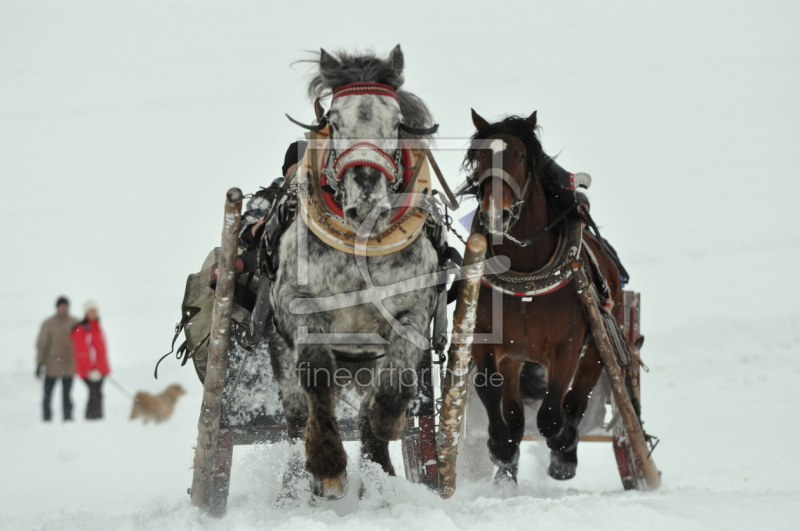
[
  {"left": 308, "top": 46, "right": 435, "bottom": 233},
  {"left": 468, "top": 109, "right": 539, "bottom": 236},
  {"left": 319, "top": 46, "right": 406, "bottom": 232}
]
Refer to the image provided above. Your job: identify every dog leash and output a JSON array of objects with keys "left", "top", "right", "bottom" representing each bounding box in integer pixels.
[{"left": 106, "top": 375, "right": 136, "bottom": 400}]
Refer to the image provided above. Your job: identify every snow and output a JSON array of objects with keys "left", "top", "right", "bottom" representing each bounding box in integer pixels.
[{"left": 2, "top": 0, "right": 800, "bottom": 529}]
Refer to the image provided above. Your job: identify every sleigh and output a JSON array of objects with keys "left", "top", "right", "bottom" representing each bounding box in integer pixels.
[{"left": 184, "top": 187, "right": 658, "bottom": 517}]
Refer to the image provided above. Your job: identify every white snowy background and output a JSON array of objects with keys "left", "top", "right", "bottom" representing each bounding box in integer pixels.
[{"left": 1, "top": 1, "right": 799, "bottom": 529}]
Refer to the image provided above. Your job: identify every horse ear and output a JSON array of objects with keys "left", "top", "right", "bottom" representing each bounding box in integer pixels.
[
  {"left": 471, "top": 108, "right": 490, "bottom": 130},
  {"left": 319, "top": 48, "right": 340, "bottom": 71},
  {"left": 525, "top": 111, "right": 538, "bottom": 128},
  {"left": 386, "top": 44, "right": 405, "bottom": 88},
  {"left": 388, "top": 44, "right": 404, "bottom": 75}
]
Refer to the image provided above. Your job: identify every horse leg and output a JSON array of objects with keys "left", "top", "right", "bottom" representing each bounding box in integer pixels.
[
  {"left": 357, "top": 364, "right": 415, "bottom": 486},
  {"left": 473, "top": 348, "right": 523, "bottom": 484},
  {"left": 370, "top": 309, "right": 430, "bottom": 443},
  {"left": 557, "top": 338, "right": 604, "bottom": 477},
  {"left": 268, "top": 330, "right": 308, "bottom": 440},
  {"left": 361, "top": 309, "right": 428, "bottom": 470},
  {"left": 298, "top": 343, "right": 348, "bottom": 499},
  {"left": 359, "top": 396, "right": 395, "bottom": 476},
  {"left": 356, "top": 304, "right": 432, "bottom": 496},
  {"left": 497, "top": 357, "right": 526, "bottom": 483},
  {"left": 537, "top": 345, "right": 582, "bottom": 480},
  {"left": 266, "top": 330, "right": 309, "bottom": 502}
]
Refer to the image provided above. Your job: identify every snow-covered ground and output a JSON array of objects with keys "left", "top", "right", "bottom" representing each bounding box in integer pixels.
[{"left": 1, "top": 1, "right": 799, "bottom": 529}]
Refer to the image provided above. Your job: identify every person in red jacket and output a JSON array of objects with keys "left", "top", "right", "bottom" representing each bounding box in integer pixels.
[{"left": 71, "top": 300, "right": 111, "bottom": 420}]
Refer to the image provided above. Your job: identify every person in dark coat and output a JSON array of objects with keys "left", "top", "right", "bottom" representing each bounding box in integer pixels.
[
  {"left": 239, "top": 141, "right": 307, "bottom": 248},
  {"left": 71, "top": 300, "right": 111, "bottom": 420},
  {"left": 36, "top": 296, "right": 79, "bottom": 421}
]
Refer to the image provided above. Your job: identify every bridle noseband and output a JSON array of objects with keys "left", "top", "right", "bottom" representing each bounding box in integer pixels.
[{"left": 476, "top": 166, "right": 530, "bottom": 229}]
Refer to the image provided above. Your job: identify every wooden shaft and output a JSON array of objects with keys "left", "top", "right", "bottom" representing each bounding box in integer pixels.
[
  {"left": 570, "top": 260, "right": 661, "bottom": 490},
  {"left": 437, "top": 233, "right": 487, "bottom": 498},
  {"left": 191, "top": 188, "right": 243, "bottom": 514}
]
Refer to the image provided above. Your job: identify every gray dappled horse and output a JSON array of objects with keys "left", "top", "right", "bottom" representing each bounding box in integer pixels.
[{"left": 268, "top": 46, "right": 439, "bottom": 499}]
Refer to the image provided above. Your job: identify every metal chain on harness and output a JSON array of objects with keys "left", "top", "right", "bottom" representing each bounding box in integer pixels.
[{"left": 442, "top": 210, "right": 468, "bottom": 246}]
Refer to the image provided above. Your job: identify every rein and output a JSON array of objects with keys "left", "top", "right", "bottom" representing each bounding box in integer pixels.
[{"left": 504, "top": 201, "right": 579, "bottom": 247}]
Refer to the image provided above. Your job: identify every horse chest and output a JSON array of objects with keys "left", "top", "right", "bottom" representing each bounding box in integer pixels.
[
  {"left": 476, "top": 288, "right": 585, "bottom": 361},
  {"left": 274, "top": 220, "right": 437, "bottom": 336}
]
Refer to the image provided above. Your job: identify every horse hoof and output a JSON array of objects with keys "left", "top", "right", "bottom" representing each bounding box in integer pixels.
[
  {"left": 490, "top": 447, "right": 519, "bottom": 485},
  {"left": 493, "top": 466, "right": 518, "bottom": 485},
  {"left": 310, "top": 471, "right": 349, "bottom": 500},
  {"left": 547, "top": 454, "right": 577, "bottom": 480}
]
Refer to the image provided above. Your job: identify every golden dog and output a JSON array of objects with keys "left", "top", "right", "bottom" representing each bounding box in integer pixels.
[{"left": 130, "top": 384, "right": 186, "bottom": 424}]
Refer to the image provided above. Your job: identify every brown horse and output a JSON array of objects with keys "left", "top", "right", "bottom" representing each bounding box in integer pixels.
[{"left": 462, "top": 109, "right": 626, "bottom": 483}]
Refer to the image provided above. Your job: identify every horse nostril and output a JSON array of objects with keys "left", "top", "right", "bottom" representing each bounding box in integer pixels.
[
  {"left": 345, "top": 207, "right": 359, "bottom": 220},
  {"left": 478, "top": 211, "right": 489, "bottom": 225},
  {"left": 502, "top": 210, "right": 511, "bottom": 223}
]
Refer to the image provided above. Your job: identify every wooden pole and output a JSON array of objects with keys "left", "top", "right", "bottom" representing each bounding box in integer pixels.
[
  {"left": 437, "top": 233, "right": 487, "bottom": 498},
  {"left": 190, "top": 188, "right": 243, "bottom": 515},
  {"left": 570, "top": 260, "right": 661, "bottom": 490}
]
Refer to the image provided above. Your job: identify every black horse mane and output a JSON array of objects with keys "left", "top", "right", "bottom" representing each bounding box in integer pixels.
[
  {"left": 305, "top": 49, "right": 434, "bottom": 139},
  {"left": 459, "top": 115, "right": 584, "bottom": 225}
]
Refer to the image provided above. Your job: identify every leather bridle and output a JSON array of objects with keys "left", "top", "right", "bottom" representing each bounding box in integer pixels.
[
  {"left": 286, "top": 82, "right": 439, "bottom": 201},
  {"left": 475, "top": 166, "right": 530, "bottom": 230},
  {"left": 474, "top": 147, "right": 578, "bottom": 248}
]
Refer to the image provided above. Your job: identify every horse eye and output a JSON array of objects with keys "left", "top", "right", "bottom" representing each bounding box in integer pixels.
[{"left": 519, "top": 155, "right": 525, "bottom": 162}]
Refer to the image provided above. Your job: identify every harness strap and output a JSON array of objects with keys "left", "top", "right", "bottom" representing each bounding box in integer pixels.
[
  {"left": 583, "top": 243, "right": 613, "bottom": 308},
  {"left": 423, "top": 149, "right": 459, "bottom": 209},
  {"left": 263, "top": 165, "right": 299, "bottom": 228},
  {"left": 477, "top": 167, "right": 526, "bottom": 201},
  {"left": 580, "top": 253, "right": 632, "bottom": 369},
  {"left": 583, "top": 209, "right": 630, "bottom": 284},
  {"left": 153, "top": 306, "right": 200, "bottom": 379}
]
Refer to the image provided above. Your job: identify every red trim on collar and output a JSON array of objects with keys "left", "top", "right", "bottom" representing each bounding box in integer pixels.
[
  {"left": 332, "top": 82, "right": 398, "bottom": 101},
  {"left": 481, "top": 275, "right": 572, "bottom": 298}
]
